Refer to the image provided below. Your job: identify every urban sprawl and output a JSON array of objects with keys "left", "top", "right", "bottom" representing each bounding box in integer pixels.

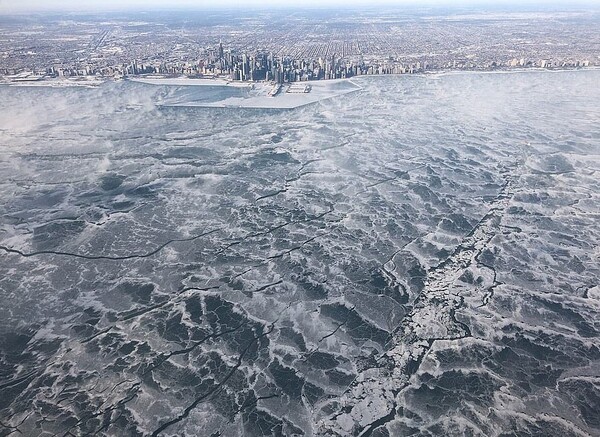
[{"left": 1, "top": 9, "right": 598, "bottom": 83}]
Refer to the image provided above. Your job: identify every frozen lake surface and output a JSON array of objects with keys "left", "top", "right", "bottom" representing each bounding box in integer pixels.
[{"left": 0, "top": 70, "right": 599, "bottom": 436}]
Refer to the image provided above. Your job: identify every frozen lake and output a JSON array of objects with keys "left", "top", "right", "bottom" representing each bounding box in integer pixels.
[{"left": 0, "top": 70, "right": 599, "bottom": 436}]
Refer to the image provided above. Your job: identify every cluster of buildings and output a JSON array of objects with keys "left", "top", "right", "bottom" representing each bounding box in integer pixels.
[
  {"left": 3, "top": 40, "right": 593, "bottom": 85},
  {"left": 154, "top": 43, "right": 435, "bottom": 82}
]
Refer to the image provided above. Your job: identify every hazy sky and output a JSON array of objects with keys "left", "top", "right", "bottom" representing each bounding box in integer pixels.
[{"left": 0, "top": 0, "right": 597, "bottom": 12}]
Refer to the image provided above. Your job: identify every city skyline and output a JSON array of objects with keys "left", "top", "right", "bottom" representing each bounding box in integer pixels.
[{"left": 1, "top": 6, "right": 597, "bottom": 85}]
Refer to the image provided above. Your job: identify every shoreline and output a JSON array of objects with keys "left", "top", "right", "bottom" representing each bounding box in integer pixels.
[
  {"left": 0, "top": 66, "right": 597, "bottom": 89},
  {"left": 419, "top": 65, "right": 600, "bottom": 78}
]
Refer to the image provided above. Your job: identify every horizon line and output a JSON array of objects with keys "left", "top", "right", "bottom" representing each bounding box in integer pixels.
[{"left": 1, "top": 0, "right": 600, "bottom": 15}]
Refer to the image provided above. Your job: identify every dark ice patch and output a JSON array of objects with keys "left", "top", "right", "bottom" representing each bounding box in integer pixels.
[
  {"left": 406, "top": 370, "right": 501, "bottom": 419},
  {"left": 531, "top": 154, "right": 575, "bottom": 174},
  {"left": 326, "top": 369, "right": 355, "bottom": 386},
  {"left": 268, "top": 359, "right": 304, "bottom": 399},
  {"left": 307, "top": 351, "right": 339, "bottom": 370},
  {"left": 278, "top": 327, "right": 307, "bottom": 352},
  {"left": 99, "top": 173, "right": 125, "bottom": 191},
  {"left": 320, "top": 303, "right": 389, "bottom": 346},
  {"left": 438, "top": 213, "right": 474, "bottom": 234},
  {"left": 119, "top": 281, "right": 155, "bottom": 304},
  {"left": 249, "top": 150, "right": 299, "bottom": 169},
  {"left": 558, "top": 378, "right": 600, "bottom": 429},
  {"left": 32, "top": 220, "right": 86, "bottom": 250},
  {"left": 165, "top": 145, "right": 215, "bottom": 159}
]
